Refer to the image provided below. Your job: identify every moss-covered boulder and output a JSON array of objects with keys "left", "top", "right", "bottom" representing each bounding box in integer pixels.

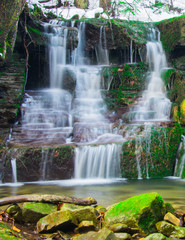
[
  {"left": 60, "top": 203, "right": 99, "bottom": 228},
  {"left": 37, "top": 209, "right": 78, "bottom": 233},
  {"left": 21, "top": 202, "right": 57, "bottom": 223},
  {"left": 104, "top": 192, "right": 166, "bottom": 234}
]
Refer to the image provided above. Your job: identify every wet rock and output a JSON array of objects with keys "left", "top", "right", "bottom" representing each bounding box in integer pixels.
[
  {"left": 37, "top": 209, "right": 78, "bottom": 233},
  {"left": 60, "top": 203, "right": 99, "bottom": 228},
  {"left": 144, "top": 233, "right": 168, "bottom": 240},
  {"left": 74, "top": 0, "right": 88, "bottom": 9},
  {"left": 95, "top": 205, "right": 107, "bottom": 215},
  {"left": 164, "top": 212, "right": 180, "bottom": 226},
  {"left": 6, "top": 204, "right": 22, "bottom": 222},
  {"left": 72, "top": 227, "right": 118, "bottom": 240},
  {"left": 104, "top": 192, "right": 166, "bottom": 234},
  {"left": 108, "top": 223, "right": 130, "bottom": 233},
  {"left": 21, "top": 202, "right": 57, "bottom": 223},
  {"left": 156, "top": 221, "right": 176, "bottom": 237},
  {"left": 75, "top": 220, "right": 97, "bottom": 233},
  {"left": 114, "top": 232, "right": 131, "bottom": 240}
]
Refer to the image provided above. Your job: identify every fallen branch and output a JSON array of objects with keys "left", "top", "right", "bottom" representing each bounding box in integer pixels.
[{"left": 0, "top": 195, "right": 97, "bottom": 206}]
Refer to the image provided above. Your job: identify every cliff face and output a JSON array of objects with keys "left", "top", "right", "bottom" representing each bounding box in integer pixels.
[{"left": 0, "top": 0, "right": 26, "bottom": 65}]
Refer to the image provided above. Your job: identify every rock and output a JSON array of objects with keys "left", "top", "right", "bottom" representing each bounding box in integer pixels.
[
  {"left": 6, "top": 203, "right": 22, "bottom": 222},
  {"left": 156, "top": 221, "right": 176, "bottom": 237},
  {"left": 36, "top": 209, "right": 78, "bottom": 233},
  {"left": 108, "top": 223, "right": 130, "bottom": 233},
  {"left": 72, "top": 227, "right": 118, "bottom": 240},
  {"left": 75, "top": 220, "right": 97, "bottom": 233},
  {"left": 164, "top": 212, "right": 180, "bottom": 226},
  {"left": 115, "top": 232, "right": 131, "bottom": 240},
  {"left": 104, "top": 192, "right": 166, "bottom": 234},
  {"left": 95, "top": 205, "right": 107, "bottom": 215},
  {"left": 60, "top": 203, "right": 99, "bottom": 227},
  {"left": 22, "top": 202, "right": 57, "bottom": 223},
  {"left": 169, "top": 227, "right": 185, "bottom": 239},
  {"left": 144, "top": 233, "right": 168, "bottom": 240}
]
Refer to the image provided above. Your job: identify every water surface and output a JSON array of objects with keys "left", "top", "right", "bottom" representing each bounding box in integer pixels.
[{"left": 1, "top": 178, "right": 185, "bottom": 211}]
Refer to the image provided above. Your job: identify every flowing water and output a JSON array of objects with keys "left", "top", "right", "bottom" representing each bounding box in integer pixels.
[
  {"left": 129, "top": 29, "right": 171, "bottom": 122},
  {"left": 174, "top": 136, "right": 185, "bottom": 178}
]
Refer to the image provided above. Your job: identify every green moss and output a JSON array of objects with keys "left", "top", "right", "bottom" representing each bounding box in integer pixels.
[{"left": 0, "top": 222, "right": 22, "bottom": 239}]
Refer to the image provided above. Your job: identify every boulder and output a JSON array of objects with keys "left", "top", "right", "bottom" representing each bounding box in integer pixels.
[
  {"left": 72, "top": 227, "right": 118, "bottom": 240},
  {"left": 104, "top": 192, "right": 166, "bottom": 234},
  {"left": 37, "top": 209, "right": 78, "bottom": 233},
  {"left": 75, "top": 220, "right": 97, "bottom": 233},
  {"left": 144, "top": 233, "right": 168, "bottom": 240},
  {"left": 21, "top": 202, "right": 57, "bottom": 223}
]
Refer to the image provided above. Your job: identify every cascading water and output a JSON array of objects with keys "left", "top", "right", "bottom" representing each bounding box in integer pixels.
[
  {"left": 174, "top": 136, "right": 185, "bottom": 178},
  {"left": 129, "top": 29, "right": 171, "bottom": 122}
]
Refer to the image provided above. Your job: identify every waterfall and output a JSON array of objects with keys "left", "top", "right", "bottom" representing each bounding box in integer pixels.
[
  {"left": 129, "top": 29, "right": 171, "bottom": 122},
  {"left": 11, "top": 158, "right": 17, "bottom": 183},
  {"left": 174, "top": 136, "right": 185, "bottom": 178},
  {"left": 95, "top": 26, "right": 109, "bottom": 65},
  {"left": 74, "top": 144, "right": 121, "bottom": 179}
]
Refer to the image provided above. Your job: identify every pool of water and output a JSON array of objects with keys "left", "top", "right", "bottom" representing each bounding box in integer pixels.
[{"left": 1, "top": 177, "right": 185, "bottom": 211}]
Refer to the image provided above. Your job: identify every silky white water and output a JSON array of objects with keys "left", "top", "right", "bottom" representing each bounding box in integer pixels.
[{"left": 129, "top": 29, "right": 171, "bottom": 122}]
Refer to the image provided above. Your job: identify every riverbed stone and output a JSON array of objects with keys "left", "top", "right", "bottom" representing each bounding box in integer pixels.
[
  {"left": 144, "top": 233, "right": 168, "bottom": 240},
  {"left": 72, "top": 227, "right": 118, "bottom": 240},
  {"left": 37, "top": 209, "right": 78, "bottom": 233},
  {"left": 104, "top": 192, "right": 166, "bottom": 234},
  {"left": 164, "top": 212, "right": 180, "bottom": 226},
  {"left": 21, "top": 202, "right": 57, "bottom": 223},
  {"left": 60, "top": 203, "right": 99, "bottom": 227},
  {"left": 114, "top": 232, "right": 131, "bottom": 240},
  {"left": 75, "top": 220, "right": 97, "bottom": 233},
  {"left": 6, "top": 203, "right": 22, "bottom": 222},
  {"left": 156, "top": 221, "right": 176, "bottom": 237}
]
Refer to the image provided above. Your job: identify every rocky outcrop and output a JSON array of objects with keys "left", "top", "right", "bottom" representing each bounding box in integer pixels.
[
  {"left": 0, "top": 0, "right": 26, "bottom": 64},
  {"left": 3, "top": 192, "right": 179, "bottom": 239}
]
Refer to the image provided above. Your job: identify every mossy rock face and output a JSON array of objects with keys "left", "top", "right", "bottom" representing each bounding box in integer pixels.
[
  {"left": 0, "top": 0, "right": 25, "bottom": 64},
  {"left": 3, "top": 145, "right": 75, "bottom": 182},
  {"left": 156, "top": 15, "right": 185, "bottom": 53},
  {"left": 120, "top": 123, "right": 182, "bottom": 179},
  {"left": 21, "top": 202, "right": 57, "bottom": 223},
  {"left": 104, "top": 192, "right": 166, "bottom": 234}
]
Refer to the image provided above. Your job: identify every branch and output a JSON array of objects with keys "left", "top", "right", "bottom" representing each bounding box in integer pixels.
[{"left": 0, "top": 194, "right": 97, "bottom": 206}]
